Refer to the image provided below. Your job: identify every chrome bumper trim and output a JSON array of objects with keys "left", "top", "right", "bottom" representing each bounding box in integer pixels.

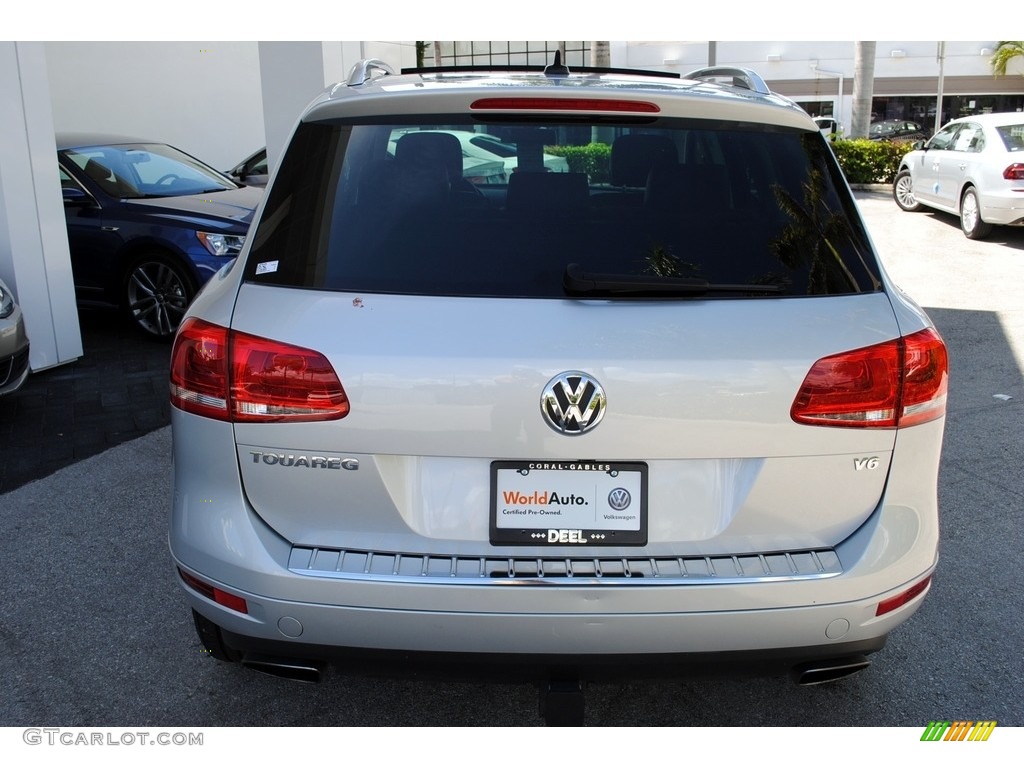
[{"left": 288, "top": 546, "right": 842, "bottom": 586}]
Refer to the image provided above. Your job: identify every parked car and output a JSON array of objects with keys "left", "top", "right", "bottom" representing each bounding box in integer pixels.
[
  {"left": 813, "top": 116, "right": 842, "bottom": 139},
  {"left": 58, "top": 134, "right": 263, "bottom": 338},
  {"left": 868, "top": 119, "right": 929, "bottom": 142},
  {"left": 226, "top": 147, "right": 269, "bottom": 188},
  {"left": 169, "top": 59, "right": 947, "bottom": 723},
  {"left": 893, "top": 113, "right": 1024, "bottom": 239},
  {"left": 426, "top": 129, "right": 571, "bottom": 175},
  {"left": 0, "top": 277, "right": 30, "bottom": 397},
  {"left": 229, "top": 133, "right": 518, "bottom": 190}
]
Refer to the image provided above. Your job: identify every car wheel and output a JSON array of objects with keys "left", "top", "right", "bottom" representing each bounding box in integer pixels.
[
  {"left": 960, "top": 187, "right": 993, "bottom": 240},
  {"left": 892, "top": 170, "right": 922, "bottom": 212},
  {"left": 124, "top": 253, "right": 195, "bottom": 339}
]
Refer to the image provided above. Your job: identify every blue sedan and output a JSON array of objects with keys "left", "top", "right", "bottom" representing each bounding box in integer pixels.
[{"left": 58, "top": 134, "right": 262, "bottom": 338}]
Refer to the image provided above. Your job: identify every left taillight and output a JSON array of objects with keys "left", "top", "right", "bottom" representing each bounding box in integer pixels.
[
  {"left": 170, "top": 318, "right": 349, "bottom": 422},
  {"left": 791, "top": 328, "right": 947, "bottom": 429}
]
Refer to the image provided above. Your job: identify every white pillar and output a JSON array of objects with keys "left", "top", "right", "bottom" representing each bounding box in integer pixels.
[
  {"left": 257, "top": 42, "right": 365, "bottom": 173},
  {"left": 0, "top": 41, "right": 81, "bottom": 371}
]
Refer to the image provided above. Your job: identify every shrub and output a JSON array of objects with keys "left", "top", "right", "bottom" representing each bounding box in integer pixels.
[
  {"left": 830, "top": 138, "right": 917, "bottom": 184},
  {"left": 549, "top": 137, "right": 913, "bottom": 186},
  {"left": 546, "top": 142, "right": 611, "bottom": 183}
]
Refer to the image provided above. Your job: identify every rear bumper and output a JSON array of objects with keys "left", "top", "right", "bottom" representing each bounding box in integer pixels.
[
  {"left": 170, "top": 411, "right": 942, "bottom": 661},
  {"left": 980, "top": 189, "right": 1024, "bottom": 226},
  {"left": 178, "top": 561, "right": 928, "bottom": 657},
  {"left": 215, "top": 622, "right": 887, "bottom": 683}
]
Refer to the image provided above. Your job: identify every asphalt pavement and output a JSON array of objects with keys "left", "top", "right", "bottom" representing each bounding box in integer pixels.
[
  {"left": 0, "top": 190, "right": 1022, "bottom": 732},
  {"left": 0, "top": 307, "right": 171, "bottom": 493}
]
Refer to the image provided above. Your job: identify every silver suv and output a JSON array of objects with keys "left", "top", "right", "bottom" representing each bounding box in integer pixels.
[{"left": 169, "top": 59, "right": 947, "bottom": 723}]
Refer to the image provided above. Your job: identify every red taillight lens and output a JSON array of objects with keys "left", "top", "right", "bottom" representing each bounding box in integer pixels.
[
  {"left": 178, "top": 569, "right": 249, "bottom": 614},
  {"left": 231, "top": 332, "right": 349, "bottom": 422},
  {"left": 1003, "top": 163, "right": 1024, "bottom": 181},
  {"left": 791, "top": 328, "right": 947, "bottom": 429},
  {"left": 899, "top": 328, "right": 949, "bottom": 427},
  {"left": 470, "top": 97, "right": 660, "bottom": 113},
  {"left": 876, "top": 574, "right": 932, "bottom": 616},
  {"left": 170, "top": 318, "right": 349, "bottom": 423},
  {"left": 169, "top": 319, "right": 229, "bottom": 420}
]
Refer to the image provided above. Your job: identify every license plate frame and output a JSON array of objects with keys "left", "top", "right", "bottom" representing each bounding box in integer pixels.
[{"left": 489, "top": 460, "right": 647, "bottom": 546}]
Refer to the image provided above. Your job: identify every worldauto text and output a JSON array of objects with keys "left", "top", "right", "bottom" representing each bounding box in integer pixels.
[{"left": 502, "top": 491, "right": 587, "bottom": 506}]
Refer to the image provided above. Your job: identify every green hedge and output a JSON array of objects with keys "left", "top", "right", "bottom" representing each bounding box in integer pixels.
[
  {"left": 547, "top": 137, "right": 915, "bottom": 186},
  {"left": 546, "top": 143, "right": 611, "bottom": 183},
  {"left": 829, "top": 138, "right": 917, "bottom": 185}
]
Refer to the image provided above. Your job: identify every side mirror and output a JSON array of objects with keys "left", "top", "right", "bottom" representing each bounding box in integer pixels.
[
  {"left": 912, "top": 140, "right": 926, "bottom": 151},
  {"left": 62, "top": 187, "right": 90, "bottom": 205}
]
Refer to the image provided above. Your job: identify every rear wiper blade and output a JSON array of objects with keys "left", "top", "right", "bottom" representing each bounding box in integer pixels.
[{"left": 563, "top": 263, "right": 785, "bottom": 296}]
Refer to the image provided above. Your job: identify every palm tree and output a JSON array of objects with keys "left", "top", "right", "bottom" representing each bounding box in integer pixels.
[
  {"left": 851, "top": 42, "right": 877, "bottom": 139},
  {"left": 991, "top": 41, "right": 1024, "bottom": 77}
]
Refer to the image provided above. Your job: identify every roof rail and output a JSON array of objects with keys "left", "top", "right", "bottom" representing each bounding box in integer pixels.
[
  {"left": 347, "top": 58, "right": 395, "bottom": 87},
  {"left": 683, "top": 66, "right": 770, "bottom": 96}
]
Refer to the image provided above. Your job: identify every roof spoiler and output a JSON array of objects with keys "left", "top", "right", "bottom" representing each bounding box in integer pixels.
[{"left": 402, "top": 51, "right": 679, "bottom": 80}]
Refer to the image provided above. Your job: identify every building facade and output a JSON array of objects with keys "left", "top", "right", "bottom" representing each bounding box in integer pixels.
[{"left": 432, "top": 41, "right": 1024, "bottom": 135}]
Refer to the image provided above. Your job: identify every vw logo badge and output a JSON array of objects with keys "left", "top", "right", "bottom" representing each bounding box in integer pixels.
[
  {"left": 541, "top": 371, "right": 606, "bottom": 435},
  {"left": 608, "top": 488, "right": 631, "bottom": 511}
]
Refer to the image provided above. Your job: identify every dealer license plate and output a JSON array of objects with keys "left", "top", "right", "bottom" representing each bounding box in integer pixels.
[{"left": 490, "top": 460, "right": 647, "bottom": 546}]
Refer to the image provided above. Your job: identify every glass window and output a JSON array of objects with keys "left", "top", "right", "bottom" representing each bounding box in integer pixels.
[
  {"left": 245, "top": 118, "right": 880, "bottom": 299},
  {"left": 926, "top": 123, "right": 961, "bottom": 151},
  {"left": 996, "top": 123, "right": 1024, "bottom": 152},
  {"left": 62, "top": 143, "right": 236, "bottom": 198},
  {"left": 951, "top": 124, "right": 984, "bottom": 152}
]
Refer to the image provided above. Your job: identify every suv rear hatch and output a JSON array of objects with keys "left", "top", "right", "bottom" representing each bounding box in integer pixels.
[{"left": 173, "top": 111, "right": 946, "bottom": 558}]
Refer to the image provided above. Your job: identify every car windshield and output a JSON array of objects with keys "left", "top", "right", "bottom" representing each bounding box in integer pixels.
[
  {"left": 63, "top": 143, "right": 237, "bottom": 199},
  {"left": 245, "top": 117, "right": 881, "bottom": 299}
]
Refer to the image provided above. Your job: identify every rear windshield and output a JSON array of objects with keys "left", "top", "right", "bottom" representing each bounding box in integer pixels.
[{"left": 244, "top": 116, "right": 881, "bottom": 298}]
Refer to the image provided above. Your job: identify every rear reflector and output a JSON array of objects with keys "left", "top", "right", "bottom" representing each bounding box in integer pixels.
[
  {"left": 876, "top": 575, "right": 932, "bottom": 616},
  {"left": 791, "top": 328, "right": 947, "bottom": 428},
  {"left": 470, "top": 97, "right": 660, "bottom": 113},
  {"left": 178, "top": 569, "right": 249, "bottom": 614},
  {"left": 170, "top": 318, "right": 349, "bottom": 423}
]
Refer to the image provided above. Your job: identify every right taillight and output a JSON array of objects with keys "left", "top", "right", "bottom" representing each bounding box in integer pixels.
[
  {"left": 170, "top": 318, "right": 349, "bottom": 422},
  {"left": 1003, "top": 163, "right": 1024, "bottom": 181},
  {"left": 791, "top": 328, "right": 947, "bottom": 429}
]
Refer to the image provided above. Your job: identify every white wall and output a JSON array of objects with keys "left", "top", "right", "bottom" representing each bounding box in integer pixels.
[
  {"left": 45, "top": 41, "right": 267, "bottom": 171},
  {"left": 43, "top": 41, "right": 416, "bottom": 172}
]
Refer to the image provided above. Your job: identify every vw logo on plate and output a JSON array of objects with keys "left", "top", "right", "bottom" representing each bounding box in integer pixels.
[
  {"left": 540, "top": 371, "right": 606, "bottom": 435},
  {"left": 607, "top": 488, "right": 632, "bottom": 511}
]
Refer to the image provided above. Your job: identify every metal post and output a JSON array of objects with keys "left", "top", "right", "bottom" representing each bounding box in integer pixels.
[{"left": 934, "top": 42, "right": 946, "bottom": 134}]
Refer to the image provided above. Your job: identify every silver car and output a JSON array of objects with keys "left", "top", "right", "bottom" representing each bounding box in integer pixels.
[
  {"left": 0, "top": 278, "right": 30, "bottom": 397},
  {"left": 893, "top": 112, "right": 1024, "bottom": 239},
  {"left": 169, "top": 60, "right": 947, "bottom": 723}
]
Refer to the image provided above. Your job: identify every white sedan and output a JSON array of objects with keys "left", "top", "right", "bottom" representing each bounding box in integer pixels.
[{"left": 893, "top": 112, "right": 1024, "bottom": 239}]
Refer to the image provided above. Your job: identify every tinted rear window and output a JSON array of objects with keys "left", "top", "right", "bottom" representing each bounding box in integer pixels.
[{"left": 245, "top": 116, "right": 881, "bottom": 298}]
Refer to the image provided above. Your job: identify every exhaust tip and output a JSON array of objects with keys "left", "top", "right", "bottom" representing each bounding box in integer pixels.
[
  {"left": 241, "top": 653, "right": 324, "bottom": 683},
  {"left": 792, "top": 655, "right": 871, "bottom": 686}
]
